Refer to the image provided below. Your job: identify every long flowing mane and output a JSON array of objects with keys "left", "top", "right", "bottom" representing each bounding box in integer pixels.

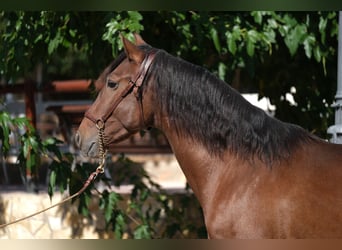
[
  {"left": 148, "top": 49, "right": 317, "bottom": 164},
  {"left": 76, "top": 36, "right": 342, "bottom": 239}
]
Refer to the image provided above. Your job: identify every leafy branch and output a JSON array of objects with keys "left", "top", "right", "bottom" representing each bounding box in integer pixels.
[{"left": 0, "top": 110, "right": 205, "bottom": 238}]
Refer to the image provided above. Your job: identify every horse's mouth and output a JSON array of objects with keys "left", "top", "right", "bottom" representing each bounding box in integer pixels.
[{"left": 81, "top": 127, "right": 133, "bottom": 157}]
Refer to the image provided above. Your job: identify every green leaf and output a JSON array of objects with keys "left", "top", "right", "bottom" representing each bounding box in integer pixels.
[
  {"left": 251, "top": 11, "right": 263, "bottom": 25},
  {"left": 69, "top": 29, "right": 76, "bottom": 38},
  {"left": 263, "top": 29, "right": 276, "bottom": 44},
  {"left": 48, "top": 169, "right": 57, "bottom": 198},
  {"left": 303, "top": 35, "right": 315, "bottom": 59},
  {"left": 104, "top": 192, "right": 121, "bottom": 222},
  {"left": 34, "top": 34, "right": 43, "bottom": 43},
  {"left": 22, "top": 138, "right": 30, "bottom": 157},
  {"left": 26, "top": 151, "right": 36, "bottom": 171},
  {"left": 284, "top": 25, "right": 306, "bottom": 56},
  {"left": 29, "top": 136, "right": 39, "bottom": 152},
  {"left": 246, "top": 38, "right": 255, "bottom": 57},
  {"left": 43, "top": 137, "right": 63, "bottom": 160},
  {"left": 267, "top": 18, "right": 278, "bottom": 29},
  {"left": 80, "top": 194, "right": 91, "bottom": 217},
  {"left": 13, "top": 116, "right": 30, "bottom": 128},
  {"left": 114, "top": 213, "right": 125, "bottom": 239},
  {"left": 318, "top": 16, "right": 327, "bottom": 43},
  {"left": 48, "top": 30, "right": 63, "bottom": 55},
  {"left": 210, "top": 27, "right": 221, "bottom": 53},
  {"left": 245, "top": 30, "right": 259, "bottom": 57},
  {"left": 140, "top": 188, "right": 149, "bottom": 202},
  {"left": 127, "top": 11, "right": 143, "bottom": 22},
  {"left": 218, "top": 62, "right": 227, "bottom": 80},
  {"left": 133, "top": 224, "right": 152, "bottom": 239},
  {"left": 226, "top": 31, "right": 237, "bottom": 55},
  {"left": 43, "top": 137, "right": 57, "bottom": 145},
  {"left": 313, "top": 46, "right": 321, "bottom": 62},
  {"left": 283, "top": 13, "right": 298, "bottom": 27},
  {"left": 0, "top": 113, "right": 11, "bottom": 154},
  {"left": 322, "top": 56, "right": 327, "bottom": 75},
  {"left": 247, "top": 30, "right": 259, "bottom": 43},
  {"left": 232, "top": 25, "right": 241, "bottom": 40}
]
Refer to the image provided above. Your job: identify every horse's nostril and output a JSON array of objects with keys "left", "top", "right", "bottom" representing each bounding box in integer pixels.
[{"left": 75, "top": 131, "right": 81, "bottom": 148}]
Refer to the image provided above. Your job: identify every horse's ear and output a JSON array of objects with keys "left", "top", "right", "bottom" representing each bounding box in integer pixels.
[
  {"left": 121, "top": 34, "right": 145, "bottom": 64},
  {"left": 134, "top": 33, "right": 147, "bottom": 46}
]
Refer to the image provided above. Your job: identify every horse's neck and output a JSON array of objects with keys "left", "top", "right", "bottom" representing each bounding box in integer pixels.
[
  {"left": 158, "top": 118, "right": 229, "bottom": 204},
  {"left": 164, "top": 131, "right": 214, "bottom": 198},
  {"left": 155, "top": 115, "right": 271, "bottom": 216}
]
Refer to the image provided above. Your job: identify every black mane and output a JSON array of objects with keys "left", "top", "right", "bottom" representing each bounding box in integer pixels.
[{"left": 149, "top": 49, "right": 317, "bottom": 164}]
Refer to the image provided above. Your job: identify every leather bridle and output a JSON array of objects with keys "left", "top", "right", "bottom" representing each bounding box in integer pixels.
[
  {"left": 0, "top": 50, "right": 158, "bottom": 229},
  {"left": 84, "top": 50, "right": 157, "bottom": 132},
  {"left": 84, "top": 49, "right": 157, "bottom": 182}
]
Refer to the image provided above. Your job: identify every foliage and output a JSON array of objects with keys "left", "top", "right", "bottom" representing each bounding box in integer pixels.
[
  {"left": 0, "top": 11, "right": 340, "bottom": 238},
  {"left": 0, "top": 111, "right": 41, "bottom": 186},
  {"left": 0, "top": 111, "right": 206, "bottom": 238},
  {"left": 102, "top": 11, "right": 144, "bottom": 56},
  {"left": 1, "top": 11, "right": 338, "bottom": 135},
  {"left": 0, "top": 110, "right": 70, "bottom": 190},
  {"left": 0, "top": 11, "right": 144, "bottom": 82},
  {"left": 141, "top": 11, "right": 338, "bottom": 137}
]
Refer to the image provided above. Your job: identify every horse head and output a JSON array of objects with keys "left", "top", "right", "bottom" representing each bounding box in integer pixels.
[
  {"left": 75, "top": 34, "right": 157, "bottom": 157},
  {"left": 75, "top": 33, "right": 342, "bottom": 239}
]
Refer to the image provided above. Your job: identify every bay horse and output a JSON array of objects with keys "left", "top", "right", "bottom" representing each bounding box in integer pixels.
[{"left": 76, "top": 34, "right": 342, "bottom": 238}]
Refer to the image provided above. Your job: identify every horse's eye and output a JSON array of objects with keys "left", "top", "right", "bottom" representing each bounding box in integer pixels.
[{"left": 107, "top": 80, "right": 119, "bottom": 89}]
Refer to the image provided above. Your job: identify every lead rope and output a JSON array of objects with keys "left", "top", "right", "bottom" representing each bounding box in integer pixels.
[
  {"left": 0, "top": 123, "right": 107, "bottom": 229},
  {"left": 94, "top": 120, "right": 140, "bottom": 227}
]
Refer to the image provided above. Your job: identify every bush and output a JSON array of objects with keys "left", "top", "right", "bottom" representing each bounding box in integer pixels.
[{"left": 0, "top": 111, "right": 206, "bottom": 238}]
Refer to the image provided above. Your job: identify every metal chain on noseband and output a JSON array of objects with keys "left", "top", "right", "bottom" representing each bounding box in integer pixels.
[
  {"left": 0, "top": 50, "right": 158, "bottom": 229},
  {"left": 96, "top": 119, "right": 107, "bottom": 174},
  {"left": 84, "top": 50, "right": 157, "bottom": 129},
  {"left": 0, "top": 122, "right": 148, "bottom": 230}
]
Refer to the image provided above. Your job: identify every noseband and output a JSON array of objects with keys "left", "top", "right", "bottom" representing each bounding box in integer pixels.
[
  {"left": 0, "top": 51, "right": 157, "bottom": 229},
  {"left": 84, "top": 50, "right": 157, "bottom": 147}
]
